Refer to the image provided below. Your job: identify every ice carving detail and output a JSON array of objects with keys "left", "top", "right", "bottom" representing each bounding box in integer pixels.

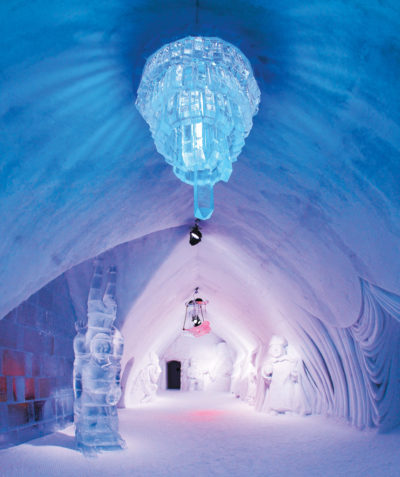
[
  {"left": 73, "top": 261, "right": 125, "bottom": 454},
  {"left": 136, "top": 36, "right": 260, "bottom": 219},
  {"left": 131, "top": 353, "right": 162, "bottom": 403}
]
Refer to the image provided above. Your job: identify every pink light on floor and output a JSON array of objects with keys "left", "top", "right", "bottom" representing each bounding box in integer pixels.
[{"left": 186, "top": 409, "right": 226, "bottom": 422}]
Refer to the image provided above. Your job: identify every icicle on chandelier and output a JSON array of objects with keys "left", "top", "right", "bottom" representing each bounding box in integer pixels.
[{"left": 136, "top": 36, "right": 260, "bottom": 220}]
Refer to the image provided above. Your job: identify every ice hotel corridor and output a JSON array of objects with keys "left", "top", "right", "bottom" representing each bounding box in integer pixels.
[{"left": 1, "top": 0, "right": 400, "bottom": 475}]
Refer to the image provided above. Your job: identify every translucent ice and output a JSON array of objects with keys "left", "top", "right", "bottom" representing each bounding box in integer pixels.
[
  {"left": 136, "top": 36, "right": 260, "bottom": 219},
  {"left": 73, "top": 261, "right": 125, "bottom": 454}
]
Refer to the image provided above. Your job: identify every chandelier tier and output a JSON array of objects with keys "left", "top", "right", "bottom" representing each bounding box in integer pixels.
[{"left": 136, "top": 36, "right": 260, "bottom": 220}]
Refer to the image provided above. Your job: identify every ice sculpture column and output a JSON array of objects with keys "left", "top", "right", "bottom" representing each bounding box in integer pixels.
[
  {"left": 73, "top": 261, "right": 125, "bottom": 453},
  {"left": 136, "top": 36, "right": 260, "bottom": 219}
]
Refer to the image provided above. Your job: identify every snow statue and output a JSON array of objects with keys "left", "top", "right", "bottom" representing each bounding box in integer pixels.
[
  {"left": 261, "top": 335, "right": 307, "bottom": 415},
  {"left": 73, "top": 261, "right": 125, "bottom": 454},
  {"left": 244, "top": 350, "right": 259, "bottom": 405},
  {"left": 230, "top": 349, "right": 258, "bottom": 403},
  {"left": 187, "top": 358, "right": 209, "bottom": 391},
  {"left": 132, "top": 353, "right": 162, "bottom": 403},
  {"left": 208, "top": 342, "right": 233, "bottom": 392},
  {"left": 136, "top": 36, "right": 260, "bottom": 219}
]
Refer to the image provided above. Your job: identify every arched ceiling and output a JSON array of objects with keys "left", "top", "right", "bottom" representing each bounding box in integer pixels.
[{"left": 1, "top": 0, "right": 399, "bottom": 338}]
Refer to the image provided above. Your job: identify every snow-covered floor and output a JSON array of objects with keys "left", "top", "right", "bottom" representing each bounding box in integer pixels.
[{"left": 1, "top": 392, "right": 400, "bottom": 477}]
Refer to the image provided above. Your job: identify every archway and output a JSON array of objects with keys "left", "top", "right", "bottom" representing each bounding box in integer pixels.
[{"left": 167, "top": 360, "right": 181, "bottom": 390}]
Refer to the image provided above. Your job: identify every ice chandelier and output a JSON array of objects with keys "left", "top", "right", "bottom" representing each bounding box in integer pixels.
[{"left": 136, "top": 36, "right": 260, "bottom": 220}]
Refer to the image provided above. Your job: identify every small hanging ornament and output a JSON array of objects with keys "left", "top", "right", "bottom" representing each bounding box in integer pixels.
[{"left": 182, "top": 288, "right": 211, "bottom": 337}]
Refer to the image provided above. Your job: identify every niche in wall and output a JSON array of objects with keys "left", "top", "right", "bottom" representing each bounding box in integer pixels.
[
  {"left": 167, "top": 361, "right": 181, "bottom": 390},
  {"left": 160, "top": 332, "right": 234, "bottom": 392}
]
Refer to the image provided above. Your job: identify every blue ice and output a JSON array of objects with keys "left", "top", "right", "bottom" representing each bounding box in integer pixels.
[
  {"left": 136, "top": 36, "right": 260, "bottom": 219},
  {"left": 73, "top": 262, "right": 125, "bottom": 454}
]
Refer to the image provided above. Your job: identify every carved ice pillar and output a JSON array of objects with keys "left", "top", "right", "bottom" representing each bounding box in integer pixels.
[{"left": 73, "top": 261, "right": 125, "bottom": 453}]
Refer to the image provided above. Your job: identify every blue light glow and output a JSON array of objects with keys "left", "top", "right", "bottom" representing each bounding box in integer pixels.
[{"left": 136, "top": 36, "right": 260, "bottom": 219}]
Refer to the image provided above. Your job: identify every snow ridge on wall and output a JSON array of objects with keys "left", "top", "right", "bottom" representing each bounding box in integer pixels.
[
  {"left": 351, "top": 280, "right": 400, "bottom": 431},
  {"left": 293, "top": 279, "right": 400, "bottom": 431}
]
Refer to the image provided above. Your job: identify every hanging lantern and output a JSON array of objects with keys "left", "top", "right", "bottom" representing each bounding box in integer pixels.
[
  {"left": 136, "top": 36, "right": 260, "bottom": 220},
  {"left": 183, "top": 288, "right": 211, "bottom": 337}
]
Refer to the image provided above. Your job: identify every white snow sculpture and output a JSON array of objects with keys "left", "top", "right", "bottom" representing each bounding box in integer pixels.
[
  {"left": 230, "top": 353, "right": 244, "bottom": 398},
  {"left": 73, "top": 261, "right": 125, "bottom": 453},
  {"left": 262, "top": 335, "right": 307, "bottom": 415},
  {"left": 208, "top": 342, "right": 233, "bottom": 392},
  {"left": 231, "top": 349, "right": 258, "bottom": 404},
  {"left": 244, "top": 355, "right": 258, "bottom": 406},
  {"left": 187, "top": 358, "right": 209, "bottom": 391},
  {"left": 132, "top": 353, "right": 162, "bottom": 403}
]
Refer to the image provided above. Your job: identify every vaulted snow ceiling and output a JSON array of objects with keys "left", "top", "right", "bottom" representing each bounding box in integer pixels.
[{"left": 1, "top": 0, "right": 399, "bottom": 349}]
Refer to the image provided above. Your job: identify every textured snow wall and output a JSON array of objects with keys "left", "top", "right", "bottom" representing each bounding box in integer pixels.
[
  {"left": 0, "top": 275, "right": 75, "bottom": 448},
  {"left": 291, "top": 280, "right": 400, "bottom": 431}
]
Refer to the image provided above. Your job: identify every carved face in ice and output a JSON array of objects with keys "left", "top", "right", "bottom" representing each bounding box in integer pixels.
[
  {"left": 106, "top": 385, "right": 122, "bottom": 405},
  {"left": 90, "top": 332, "right": 112, "bottom": 365}
]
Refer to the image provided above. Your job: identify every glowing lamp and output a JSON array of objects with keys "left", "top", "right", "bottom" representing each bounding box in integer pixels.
[
  {"left": 183, "top": 288, "right": 211, "bottom": 337},
  {"left": 136, "top": 36, "right": 260, "bottom": 219}
]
